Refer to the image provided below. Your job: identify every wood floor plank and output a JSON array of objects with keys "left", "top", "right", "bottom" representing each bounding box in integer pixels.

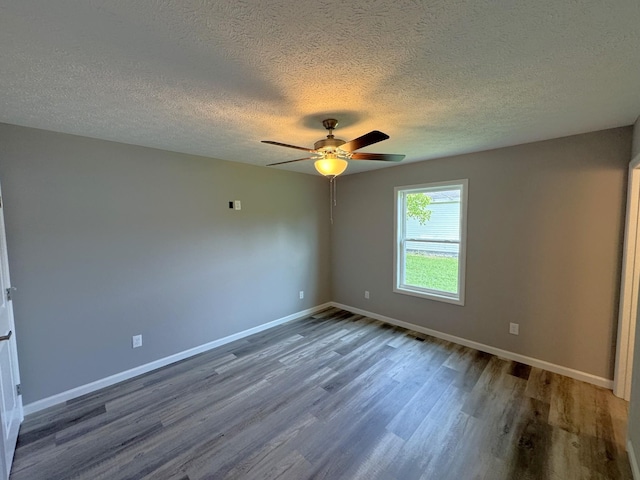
[
  {"left": 298, "top": 377, "right": 420, "bottom": 479},
  {"left": 549, "top": 374, "right": 597, "bottom": 437},
  {"left": 141, "top": 385, "right": 328, "bottom": 479},
  {"left": 220, "top": 413, "right": 318, "bottom": 480},
  {"left": 343, "top": 430, "right": 405, "bottom": 480},
  {"left": 386, "top": 365, "right": 456, "bottom": 440},
  {"left": 525, "top": 366, "right": 554, "bottom": 403},
  {"left": 10, "top": 309, "right": 632, "bottom": 480},
  {"left": 386, "top": 382, "right": 468, "bottom": 479}
]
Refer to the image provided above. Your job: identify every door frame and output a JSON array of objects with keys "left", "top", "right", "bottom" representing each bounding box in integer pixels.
[
  {"left": 0, "top": 185, "right": 23, "bottom": 480},
  {"left": 614, "top": 153, "right": 640, "bottom": 400}
]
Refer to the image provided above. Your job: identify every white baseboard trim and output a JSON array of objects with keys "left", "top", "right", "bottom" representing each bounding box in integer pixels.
[
  {"left": 23, "top": 303, "right": 332, "bottom": 415},
  {"left": 331, "top": 302, "right": 614, "bottom": 389},
  {"left": 629, "top": 439, "right": 640, "bottom": 480},
  {"left": 23, "top": 301, "right": 613, "bottom": 415}
]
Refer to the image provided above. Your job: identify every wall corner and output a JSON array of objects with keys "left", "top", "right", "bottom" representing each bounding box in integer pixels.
[{"left": 633, "top": 116, "right": 640, "bottom": 159}]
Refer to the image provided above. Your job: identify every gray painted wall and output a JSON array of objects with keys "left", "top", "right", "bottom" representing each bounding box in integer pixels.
[
  {"left": 628, "top": 117, "right": 640, "bottom": 469},
  {"left": 0, "top": 122, "right": 632, "bottom": 405},
  {"left": 0, "top": 123, "right": 331, "bottom": 404},
  {"left": 332, "top": 127, "right": 631, "bottom": 380}
]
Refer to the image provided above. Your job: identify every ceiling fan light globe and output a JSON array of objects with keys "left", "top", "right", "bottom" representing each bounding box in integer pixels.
[{"left": 314, "top": 157, "right": 348, "bottom": 177}]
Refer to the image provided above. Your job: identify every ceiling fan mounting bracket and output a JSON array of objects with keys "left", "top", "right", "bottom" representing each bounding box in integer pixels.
[{"left": 322, "top": 118, "right": 338, "bottom": 131}]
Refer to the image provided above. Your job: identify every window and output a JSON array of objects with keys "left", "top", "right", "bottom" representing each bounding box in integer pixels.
[{"left": 394, "top": 179, "right": 468, "bottom": 305}]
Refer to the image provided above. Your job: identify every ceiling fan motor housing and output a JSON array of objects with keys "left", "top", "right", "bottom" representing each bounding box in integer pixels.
[{"left": 314, "top": 136, "right": 346, "bottom": 152}]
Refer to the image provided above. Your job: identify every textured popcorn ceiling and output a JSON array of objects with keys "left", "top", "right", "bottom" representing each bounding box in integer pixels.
[{"left": 1, "top": 1, "right": 639, "bottom": 175}]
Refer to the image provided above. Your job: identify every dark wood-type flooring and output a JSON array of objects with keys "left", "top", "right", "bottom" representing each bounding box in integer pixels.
[{"left": 10, "top": 308, "right": 632, "bottom": 479}]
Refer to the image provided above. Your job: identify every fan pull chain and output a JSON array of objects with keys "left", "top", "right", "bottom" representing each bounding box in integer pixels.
[
  {"left": 329, "top": 177, "right": 338, "bottom": 224},
  {"left": 329, "top": 177, "right": 334, "bottom": 224},
  {"left": 333, "top": 176, "right": 337, "bottom": 206}
]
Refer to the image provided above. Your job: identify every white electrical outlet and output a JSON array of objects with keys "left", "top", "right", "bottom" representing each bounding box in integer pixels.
[
  {"left": 364, "top": 291, "right": 370, "bottom": 299},
  {"left": 234, "top": 200, "right": 241, "bottom": 210},
  {"left": 299, "top": 290, "right": 304, "bottom": 299},
  {"left": 132, "top": 334, "right": 142, "bottom": 348},
  {"left": 509, "top": 323, "right": 519, "bottom": 335}
]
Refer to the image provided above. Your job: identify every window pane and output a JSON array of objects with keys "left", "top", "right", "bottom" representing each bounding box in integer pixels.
[
  {"left": 404, "top": 243, "right": 460, "bottom": 294},
  {"left": 405, "top": 189, "right": 461, "bottom": 242}
]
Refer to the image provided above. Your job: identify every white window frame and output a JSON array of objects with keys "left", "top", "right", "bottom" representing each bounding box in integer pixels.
[{"left": 394, "top": 179, "right": 468, "bottom": 306}]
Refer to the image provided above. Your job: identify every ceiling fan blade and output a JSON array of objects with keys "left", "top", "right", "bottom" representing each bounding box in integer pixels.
[
  {"left": 339, "top": 131, "right": 389, "bottom": 152},
  {"left": 350, "top": 152, "right": 405, "bottom": 162},
  {"left": 261, "top": 140, "right": 314, "bottom": 153},
  {"left": 266, "top": 157, "right": 314, "bottom": 166}
]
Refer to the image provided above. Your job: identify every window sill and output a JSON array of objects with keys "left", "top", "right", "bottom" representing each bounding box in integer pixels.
[{"left": 393, "top": 286, "right": 465, "bottom": 306}]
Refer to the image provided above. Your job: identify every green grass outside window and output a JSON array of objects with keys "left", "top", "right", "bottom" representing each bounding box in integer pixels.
[{"left": 405, "top": 254, "right": 458, "bottom": 293}]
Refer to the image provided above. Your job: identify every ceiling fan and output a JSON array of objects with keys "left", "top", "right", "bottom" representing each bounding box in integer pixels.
[{"left": 262, "top": 118, "right": 405, "bottom": 177}]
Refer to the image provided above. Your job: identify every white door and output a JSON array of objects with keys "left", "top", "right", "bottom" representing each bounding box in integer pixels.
[{"left": 0, "top": 186, "right": 22, "bottom": 479}]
